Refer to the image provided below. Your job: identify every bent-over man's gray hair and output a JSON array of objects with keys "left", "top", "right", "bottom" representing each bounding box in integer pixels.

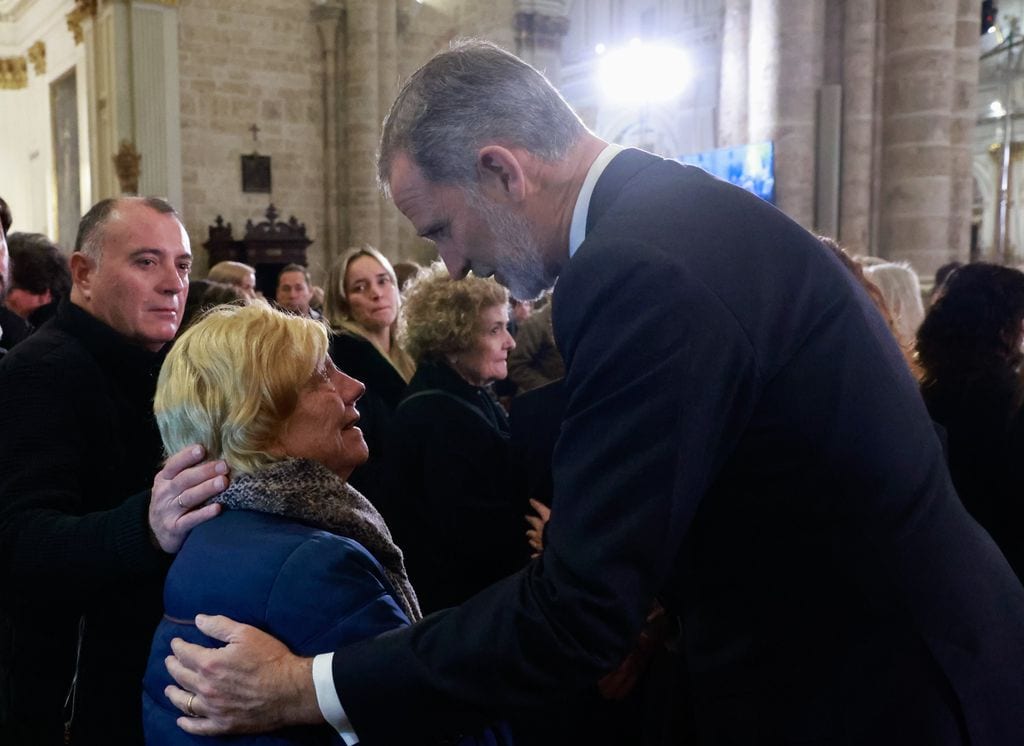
[{"left": 377, "top": 39, "right": 586, "bottom": 192}]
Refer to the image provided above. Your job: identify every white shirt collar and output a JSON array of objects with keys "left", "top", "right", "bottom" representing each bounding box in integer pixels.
[{"left": 568, "top": 143, "right": 623, "bottom": 258}]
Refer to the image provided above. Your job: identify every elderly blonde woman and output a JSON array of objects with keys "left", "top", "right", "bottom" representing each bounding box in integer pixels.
[
  {"left": 323, "top": 247, "right": 415, "bottom": 496},
  {"left": 141, "top": 302, "right": 420, "bottom": 745},
  {"left": 379, "top": 263, "right": 527, "bottom": 614},
  {"left": 206, "top": 260, "right": 258, "bottom": 299}
]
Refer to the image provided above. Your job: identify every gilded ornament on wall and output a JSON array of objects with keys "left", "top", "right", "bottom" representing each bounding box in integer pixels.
[
  {"left": 66, "top": 0, "right": 98, "bottom": 46},
  {"left": 0, "top": 57, "right": 28, "bottom": 90},
  {"left": 114, "top": 139, "right": 142, "bottom": 195},
  {"left": 27, "top": 41, "right": 45, "bottom": 75}
]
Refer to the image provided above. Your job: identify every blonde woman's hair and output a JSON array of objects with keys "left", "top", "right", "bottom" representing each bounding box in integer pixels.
[
  {"left": 155, "top": 301, "right": 328, "bottom": 475},
  {"left": 399, "top": 262, "right": 509, "bottom": 364}
]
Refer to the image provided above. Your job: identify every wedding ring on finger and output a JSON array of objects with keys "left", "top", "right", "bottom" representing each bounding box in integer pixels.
[
  {"left": 176, "top": 495, "right": 185, "bottom": 510},
  {"left": 186, "top": 692, "right": 197, "bottom": 718}
]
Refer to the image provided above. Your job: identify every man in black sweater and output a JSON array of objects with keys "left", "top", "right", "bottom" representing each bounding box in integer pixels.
[{"left": 0, "top": 197, "right": 226, "bottom": 744}]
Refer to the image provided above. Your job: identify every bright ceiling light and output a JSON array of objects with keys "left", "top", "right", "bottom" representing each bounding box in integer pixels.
[
  {"left": 598, "top": 40, "right": 692, "bottom": 105},
  {"left": 991, "top": 100, "right": 1007, "bottom": 118}
]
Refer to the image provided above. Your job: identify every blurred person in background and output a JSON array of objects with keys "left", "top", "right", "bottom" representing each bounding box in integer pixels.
[
  {"left": 0, "top": 197, "right": 30, "bottom": 351},
  {"left": 177, "top": 278, "right": 246, "bottom": 336},
  {"left": 379, "top": 263, "right": 525, "bottom": 614},
  {"left": 4, "top": 232, "right": 71, "bottom": 329},
  {"left": 275, "top": 263, "right": 321, "bottom": 321},
  {"left": 323, "top": 247, "right": 415, "bottom": 497},
  {"left": 207, "top": 260, "right": 258, "bottom": 300},
  {"left": 916, "top": 262, "right": 1024, "bottom": 581}
]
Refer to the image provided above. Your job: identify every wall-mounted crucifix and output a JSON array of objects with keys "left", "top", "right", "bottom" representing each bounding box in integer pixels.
[{"left": 241, "top": 122, "right": 272, "bottom": 193}]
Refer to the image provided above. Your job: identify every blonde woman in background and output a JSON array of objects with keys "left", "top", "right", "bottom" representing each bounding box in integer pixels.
[{"left": 324, "top": 247, "right": 415, "bottom": 497}]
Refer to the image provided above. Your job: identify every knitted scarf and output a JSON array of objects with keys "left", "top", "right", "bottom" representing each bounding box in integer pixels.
[{"left": 213, "top": 458, "right": 421, "bottom": 621}]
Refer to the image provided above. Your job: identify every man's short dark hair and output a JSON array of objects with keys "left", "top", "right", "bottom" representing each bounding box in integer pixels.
[
  {"left": 0, "top": 196, "right": 12, "bottom": 235},
  {"left": 277, "top": 263, "right": 310, "bottom": 286},
  {"left": 8, "top": 232, "right": 72, "bottom": 299},
  {"left": 75, "top": 197, "right": 181, "bottom": 262}
]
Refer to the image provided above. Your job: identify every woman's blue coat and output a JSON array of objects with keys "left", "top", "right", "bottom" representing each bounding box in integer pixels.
[{"left": 142, "top": 509, "right": 410, "bottom": 745}]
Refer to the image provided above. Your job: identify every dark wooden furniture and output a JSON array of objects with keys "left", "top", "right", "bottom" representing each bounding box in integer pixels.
[{"left": 203, "top": 204, "right": 313, "bottom": 298}]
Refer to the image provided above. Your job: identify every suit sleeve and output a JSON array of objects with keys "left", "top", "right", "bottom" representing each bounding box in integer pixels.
[
  {"left": 328, "top": 239, "right": 761, "bottom": 744},
  {"left": 0, "top": 353, "right": 165, "bottom": 597}
]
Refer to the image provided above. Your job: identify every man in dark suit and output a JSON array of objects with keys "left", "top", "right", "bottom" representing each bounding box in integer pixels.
[{"left": 165, "top": 42, "right": 1024, "bottom": 745}]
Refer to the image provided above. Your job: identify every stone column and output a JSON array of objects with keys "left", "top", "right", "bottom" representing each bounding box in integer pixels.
[
  {"left": 748, "top": 0, "right": 824, "bottom": 229},
  {"left": 839, "top": 0, "right": 878, "bottom": 253},
  {"left": 717, "top": 0, "right": 749, "bottom": 148},
  {"left": 878, "top": 0, "right": 958, "bottom": 271},
  {"left": 378, "top": 0, "right": 400, "bottom": 257},
  {"left": 345, "top": 0, "right": 381, "bottom": 249},
  {"left": 514, "top": 1, "right": 570, "bottom": 86},
  {"left": 948, "top": 0, "right": 980, "bottom": 263},
  {"left": 314, "top": 1, "right": 343, "bottom": 265}
]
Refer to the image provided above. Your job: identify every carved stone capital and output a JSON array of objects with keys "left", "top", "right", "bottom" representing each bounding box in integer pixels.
[
  {"left": 114, "top": 139, "right": 142, "bottom": 194},
  {"left": 0, "top": 56, "right": 28, "bottom": 89},
  {"left": 27, "top": 41, "right": 45, "bottom": 75}
]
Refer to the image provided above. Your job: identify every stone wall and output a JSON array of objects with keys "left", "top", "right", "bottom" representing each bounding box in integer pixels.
[
  {"left": 386, "top": 0, "right": 517, "bottom": 265},
  {"left": 177, "top": 0, "right": 326, "bottom": 279}
]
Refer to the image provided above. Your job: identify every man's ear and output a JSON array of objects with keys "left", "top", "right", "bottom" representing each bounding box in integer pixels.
[
  {"left": 476, "top": 145, "right": 527, "bottom": 203},
  {"left": 70, "top": 252, "right": 95, "bottom": 299}
]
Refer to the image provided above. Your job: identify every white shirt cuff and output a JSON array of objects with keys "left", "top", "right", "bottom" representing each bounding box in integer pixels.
[{"left": 312, "top": 652, "right": 359, "bottom": 745}]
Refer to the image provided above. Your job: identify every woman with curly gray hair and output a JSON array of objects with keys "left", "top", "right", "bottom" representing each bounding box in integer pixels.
[{"left": 379, "top": 263, "right": 528, "bottom": 614}]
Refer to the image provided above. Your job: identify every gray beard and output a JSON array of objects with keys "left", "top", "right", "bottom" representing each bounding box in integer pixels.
[{"left": 468, "top": 190, "right": 554, "bottom": 301}]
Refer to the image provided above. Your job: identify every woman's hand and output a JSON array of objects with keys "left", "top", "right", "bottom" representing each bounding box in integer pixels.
[{"left": 525, "top": 498, "right": 551, "bottom": 557}]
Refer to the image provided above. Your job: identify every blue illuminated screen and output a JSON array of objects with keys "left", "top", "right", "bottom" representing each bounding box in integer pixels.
[{"left": 677, "top": 141, "right": 776, "bottom": 205}]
